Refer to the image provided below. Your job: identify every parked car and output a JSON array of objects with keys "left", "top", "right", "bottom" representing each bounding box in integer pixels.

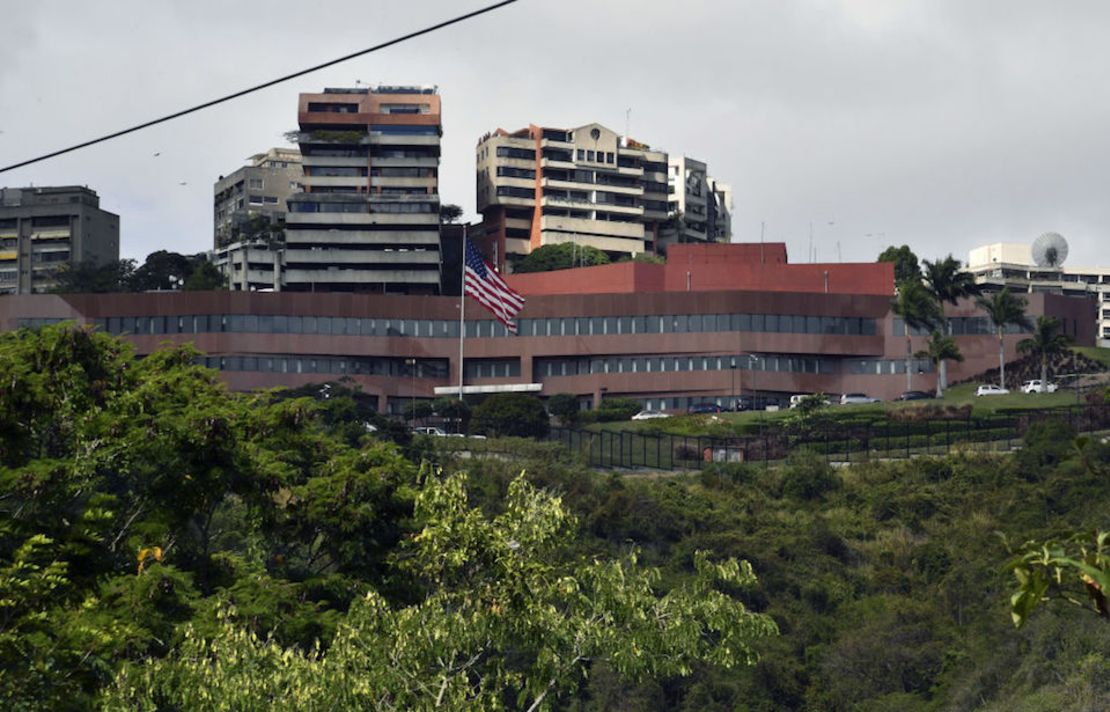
[
  {"left": 1020, "top": 380, "right": 1058, "bottom": 394},
  {"left": 790, "top": 394, "right": 833, "bottom": 408},
  {"left": 412, "top": 426, "right": 448, "bottom": 436},
  {"left": 839, "top": 393, "right": 881, "bottom": 405},
  {"left": 631, "top": 410, "right": 671, "bottom": 420},
  {"left": 975, "top": 384, "right": 1010, "bottom": 397},
  {"left": 687, "top": 403, "right": 722, "bottom": 414},
  {"left": 896, "top": 390, "right": 934, "bottom": 401}
]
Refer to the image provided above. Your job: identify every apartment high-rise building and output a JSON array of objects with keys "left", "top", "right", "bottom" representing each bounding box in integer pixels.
[
  {"left": 283, "top": 86, "right": 442, "bottom": 293},
  {"left": 659, "top": 156, "right": 732, "bottom": 250},
  {"left": 213, "top": 148, "right": 302, "bottom": 248},
  {"left": 0, "top": 186, "right": 119, "bottom": 295},
  {"left": 966, "top": 241, "right": 1110, "bottom": 346},
  {"left": 476, "top": 123, "right": 669, "bottom": 268}
]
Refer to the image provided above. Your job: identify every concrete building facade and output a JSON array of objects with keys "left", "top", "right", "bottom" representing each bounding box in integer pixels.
[
  {"left": 212, "top": 148, "right": 302, "bottom": 249},
  {"left": 2, "top": 244, "right": 1095, "bottom": 413},
  {"left": 659, "top": 156, "right": 732, "bottom": 250},
  {"left": 0, "top": 186, "right": 119, "bottom": 295},
  {"left": 475, "top": 124, "right": 669, "bottom": 268},
  {"left": 284, "top": 86, "right": 443, "bottom": 294},
  {"left": 966, "top": 241, "right": 1110, "bottom": 346}
]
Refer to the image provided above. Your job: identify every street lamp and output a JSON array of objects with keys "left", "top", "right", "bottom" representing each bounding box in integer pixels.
[
  {"left": 405, "top": 358, "right": 417, "bottom": 427},
  {"left": 729, "top": 357, "right": 737, "bottom": 411},
  {"left": 748, "top": 354, "right": 760, "bottom": 410}
]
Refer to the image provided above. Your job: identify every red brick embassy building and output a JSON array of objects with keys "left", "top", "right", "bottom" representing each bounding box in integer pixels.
[{"left": 0, "top": 244, "right": 1095, "bottom": 414}]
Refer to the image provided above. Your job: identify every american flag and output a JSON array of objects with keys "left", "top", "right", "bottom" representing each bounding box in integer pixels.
[{"left": 464, "top": 240, "right": 525, "bottom": 334}]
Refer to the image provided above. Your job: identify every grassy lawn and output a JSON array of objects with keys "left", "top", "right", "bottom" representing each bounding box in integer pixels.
[
  {"left": 1074, "top": 345, "right": 1110, "bottom": 369},
  {"left": 933, "top": 382, "right": 1082, "bottom": 412},
  {"left": 583, "top": 386, "right": 1084, "bottom": 436}
]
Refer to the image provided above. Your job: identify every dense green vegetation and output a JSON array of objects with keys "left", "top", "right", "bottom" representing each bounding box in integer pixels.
[
  {"left": 512, "top": 242, "right": 610, "bottom": 273},
  {"left": 53, "top": 249, "right": 225, "bottom": 293},
  {"left": 2, "top": 324, "right": 1110, "bottom": 710}
]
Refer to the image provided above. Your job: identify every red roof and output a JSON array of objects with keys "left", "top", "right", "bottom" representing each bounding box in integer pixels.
[{"left": 505, "top": 243, "right": 894, "bottom": 297}]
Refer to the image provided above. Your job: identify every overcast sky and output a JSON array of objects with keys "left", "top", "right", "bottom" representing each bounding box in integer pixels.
[{"left": 2, "top": 0, "right": 1108, "bottom": 268}]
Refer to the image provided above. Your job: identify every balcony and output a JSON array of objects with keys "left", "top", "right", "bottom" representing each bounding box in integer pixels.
[
  {"left": 285, "top": 212, "right": 438, "bottom": 227},
  {"left": 284, "top": 248, "right": 439, "bottom": 265},
  {"left": 540, "top": 215, "right": 644, "bottom": 240},
  {"left": 283, "top": 267, "right": 440, "bottom": 285}
]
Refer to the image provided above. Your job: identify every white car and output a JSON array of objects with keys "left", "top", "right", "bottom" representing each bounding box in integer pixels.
[
  {"left": 1021, "top": 380, "right": 1058, "bottom": 394},
  {"left": 412, "top": 426, "right": 448, "bottom": 436},
  {"left": 839, "top": 393, "right": 880, "bottom": 405},
  {"left": 975, "top": 384, "right": 1010, "bottom": 397},
  {"left": 632, "top": 410, "right": 671, "bottom": 420}
]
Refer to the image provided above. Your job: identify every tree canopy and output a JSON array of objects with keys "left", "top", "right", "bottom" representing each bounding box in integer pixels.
[
  {"left": 513, "top": 242, "right": 610, "bottom": 273},
  {"left": 53, "top": 250, "right": 225, "bottom": 294},
  {"left": 877, "top": 244, "right": 921, "bottom": 283}
]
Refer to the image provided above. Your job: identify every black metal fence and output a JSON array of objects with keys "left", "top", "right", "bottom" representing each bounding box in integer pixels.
[{"left": 547, "top": 403, "right": 1110, "bottom": 471}]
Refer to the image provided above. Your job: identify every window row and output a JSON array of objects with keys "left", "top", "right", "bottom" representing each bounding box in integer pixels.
[
  {"left": 496, "top": 146, "right": 535, "bottom": 160},
  {"left": 198, "top": 353, "right": 448, "bottom": 379},
  {"left": 893, "top": 316, "right": 1031, "bottom": 337},
  {"left": 535, "top": 353, "right": 838, "bottom": 379},
  {"left": 92, "top": 311, "right": 880, "bottom": 340},
  {"left": 516, "top": 313, "right": 878, "bottom": 337}
]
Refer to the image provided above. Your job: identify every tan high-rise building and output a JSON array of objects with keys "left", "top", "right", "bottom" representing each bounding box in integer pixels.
[
  {"left": 659, "top": 155, "right": 733, "bottom": 251},
  {"left": 476, "top": 123, "right": 668, "bottom": 268},
  {"left": 283, "top": 86, "right": 442, "bottom": 293},
  {"left": 213, "top": 148, "right": 302, "bottom": 249}
]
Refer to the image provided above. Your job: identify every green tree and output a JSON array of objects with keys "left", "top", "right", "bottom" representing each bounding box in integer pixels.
[
  {"left": 1006, "top": 531, "right": 1109, "bottom": 627},
  {"left": 514, "top": 243, "right": 610, "bottom": 273},
  {"left": 472, "top": 393, "right": 550, "bottom": 438},
  {"left": 1018, "top": 315, "right": 1073, "bottom": 386},
  {"left": 891, "top": 280, "right": 942, "bottom": 392},
  {"left": 129, "top": 250, "right": 193, "bottom": 291},
  {"left": 229, "top": 213, "right": 285, "bottom": 247},
  {"left": 104, "top": 473, "right": 777, "bottom": 711},
  {"left": 439, "top": 204, "right": 464, "bottom": 224},
  {"left": 975, "top": 288, "right": 1032, "bottom": 389},
  {"left": 592, "top": 396, "right": 642, "bottom": 423},
  {"left": 402, "top": 400, "right": 434, "bottom": 423},
  {"left": 546, "top": 393, "right": 581, "bottom": 426},
  {"left": 433, "top": 397, "right": 471, "bottom": 434},
  {"left": 915, "top": 330, "right": 964, "bottom": 397},
  {"left": 184, "top": 260, "right": 226, "bottom": 290},
  {"left": 51, "top": 259, "right": 136, "bottom": 293},
  {"left": 922, "top": 255, "right": 981, "bottom": 393},
  {"left": 877, "top": 245, "right": 921, "bottom": 284}
]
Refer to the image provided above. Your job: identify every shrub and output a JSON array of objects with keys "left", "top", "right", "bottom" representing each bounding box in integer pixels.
[
  {"left": 781, "top": 448, "right": 839, "bottom": 500},
  {"left": 594, "top": 396, "right": 641, "bottom": 422},
  {"left": 471, "top": 393, "right": 550, "bottom": 439},
  {"left": 546, "top": 393, "right": 581, "bottom": 426},
  {"left": 1015, "top": 418, "right": 1076, "bottom": 476}
]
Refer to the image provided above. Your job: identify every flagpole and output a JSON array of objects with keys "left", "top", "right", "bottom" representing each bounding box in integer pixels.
[{"left": 457, "top": 225, "right": 467, "bottom": 399}]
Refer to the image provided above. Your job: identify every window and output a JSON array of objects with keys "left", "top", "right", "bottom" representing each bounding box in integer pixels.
[
  {"left": 248, "top": 178, "right": 264, "bottom": 190},
  {"left": 496, "top": 146, "right": 535, "bottom": 160},
  {"left": 496, "top": 166, "right": 536, "bottom": 179}
]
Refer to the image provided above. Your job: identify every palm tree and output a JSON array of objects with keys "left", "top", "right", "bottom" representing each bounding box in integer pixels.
[
  {"left": 1018, "top": 316, "right": 1072, "bottom": 386},
  {"left": 915, "top": 331, "right": 964, "bottom": 397},
  {"left": 891, "top": 280, "right": 942, "bottom": 391},
  {"left": 922, "top": 255, "right": 982, "bottom": 392},
  {"left": 975, "top": 288, "right": 1032, "bottom": 389}
]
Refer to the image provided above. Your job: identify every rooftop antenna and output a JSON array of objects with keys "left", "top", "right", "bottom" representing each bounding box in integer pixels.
[{"left": 625, "top": 108, "right": 631, "bottom": 142}]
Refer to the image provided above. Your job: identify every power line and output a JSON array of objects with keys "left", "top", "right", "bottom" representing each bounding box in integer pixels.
[{"left": 0, "top": 0, "right": 519, "bottom": 175}]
